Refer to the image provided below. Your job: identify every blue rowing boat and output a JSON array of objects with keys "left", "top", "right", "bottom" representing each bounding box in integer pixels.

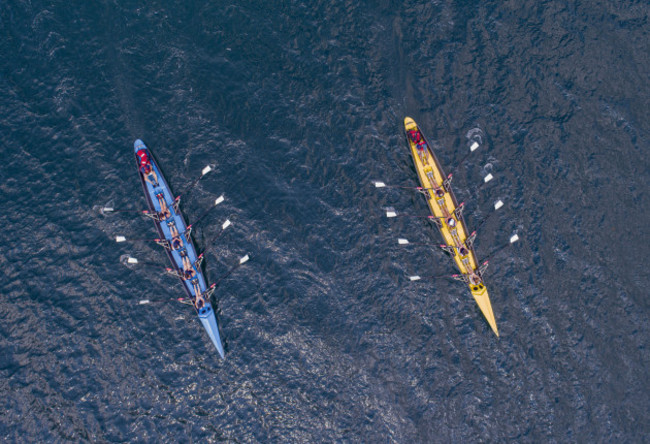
[{"left": 133, "top": 139, "right": 225, "bottom": 358}]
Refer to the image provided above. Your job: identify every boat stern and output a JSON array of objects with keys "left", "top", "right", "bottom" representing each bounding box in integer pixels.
[
  {"left": 198, "top": 303, "right": 226, "bottom": 358},
  {"left": 469, "top": 283, "right": 499, "bottom": 337}
]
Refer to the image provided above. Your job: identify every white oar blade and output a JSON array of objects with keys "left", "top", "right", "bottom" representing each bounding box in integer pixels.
[
  {"left": 386, "top": 210, "right": 397, "bottom": 218},
  {"left": 115, "top": 236, "right": 127, "bottom": 243},
  {"left": 139, "top": 300, "right": 150, "bottom": 305},
  {"left": 510, "top": 234, "right": 520, "bottom": 244},
  {"left": 127, "top": 257, "right": 139, "bottom": 264},
  {"left": 409, "top": 275, "right": 421, "bottom": 281},
  {"left": 494, "top": 200, "right": 504, "bottom": 211},
  {"left": 374, "top": 181, "right": 386, "bottom": 188},
  {"left": 470, "top": 141, "right": 480, "bottom": 152},
  {"left": 214, "top": 195, "right": 225, "bottom": 206},
  {"left": 398, "top": 238, "right": 410, "bottom": 245},
  {"left": 202, "top": 165, "right": 213, "bottom": 176},
  {"left": 239, "top": 255, "right": 250, "bottom": 265},
  {"left": 484, "top": 173, "right": 493, "bottom": 183},
  {"left": 222, "top": 219, "right": 231, "bottom": 230},
  {"left": 103, "top": 207, "right": 114, "bottom": 213}
]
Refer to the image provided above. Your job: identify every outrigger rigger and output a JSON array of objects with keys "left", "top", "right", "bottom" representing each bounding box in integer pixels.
[{"left": 397, "top": 117, "right": 499, "bottom": 336}]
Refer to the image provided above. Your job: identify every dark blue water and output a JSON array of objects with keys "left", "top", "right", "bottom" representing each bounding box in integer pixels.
[{"left": 1, "top": 0, "right": 648, "bottom": 441}]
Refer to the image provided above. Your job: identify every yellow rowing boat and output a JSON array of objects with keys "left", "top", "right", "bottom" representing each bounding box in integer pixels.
[{"left": 404, "top": 117, "right": 499, "bottom": 336}]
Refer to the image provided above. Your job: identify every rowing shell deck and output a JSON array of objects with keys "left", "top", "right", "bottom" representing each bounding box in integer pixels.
[
  {"left": 134, "top": 139, "right": 225, "bottom": 357},
  {"left": 403, "top": 117, "right": 499, "bottom": 336}
]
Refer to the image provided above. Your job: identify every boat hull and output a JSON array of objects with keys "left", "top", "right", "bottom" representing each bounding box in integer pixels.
[
  {"left": 133, "top": 139, "right": 226, "bottom": 357},
  {"left": 403, "top": 118, "right": 498, "bottom": 336},
  {"left": 198, "top": 303, "right": 225, "bottom": 358}
]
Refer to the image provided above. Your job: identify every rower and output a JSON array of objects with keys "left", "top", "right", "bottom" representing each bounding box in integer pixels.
[
  {"left": 418, "top": 140, "right": 430, "bottom": 161},
  {"left": 195, "top": 293, "right": 206, "bottom": 310},
  {"left": 408, "top": 130, "right": 420, "bottom": 143},
  {"left": 136, "top": 149, "right": 159, "bottom": 186},
  {"left": 446, "top": 217, "right": 456, "bottom": 228},
  {"left": 170, "top": 237, "right": 182, "bottom": 250},
  {"left": 157, "top": 193, "right": 171, "bottom": 220},
  {"left": 191, "top": 279, "right": 203, "bottom": 304},
  {"left": 183, "top": 269, "right": 195, "bottom": 280},
  {"left": 167, "top": 220, "right": 180, "bottom": 236},
  {"left": 167, "top": 221, "right": 183, "bottom": 250},
  {"left": 179, "top": 249, "right": 196, "bottom": 278}
]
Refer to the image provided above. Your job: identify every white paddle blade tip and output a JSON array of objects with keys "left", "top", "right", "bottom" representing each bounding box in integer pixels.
[
  {"left": 510, "top": 234, "right": 520, "bottom": 244},
  {"left": 374, "top": 181, "right": 386, "bottom": 188},
  {"left": 484, "top": 173, "right": 494, "bottom": 183},
  {"left": 115, "top": 236, "right": 127, "bottom": 243},
  {"left": 398, "top": 238, "right": 410, "bottom": 245},
  {"left": 470, "top": 141, "right": 480, "bottom": 152},
  {"left": 214, "top": 195, "right": 225, "bottom": 206},
  {"left": 409, "top": 275, "right": 421, "bottom": 281},
  {"left": 127, "top": 257, "right": 139, "bottom": 264},
  {"left": 103, "top": 207, "right": 114, "bottom": 213},
  {"left": 239, "top": 255, "right": 250, "bottom": 265},
  {"left": 494, "top": 200, "right": 504, "bottom": 211},
  {"left": 386, "top": 211, "right": 397, "bottom": 218},
  {"left": 139, "top": 300, "right": 150, "bottom": 305},
  {"left": 222, "top": 219, "right": 231, "bottom": 230},
  {"left": 202, "top": 165, "right": 213, "bottom": 176}
]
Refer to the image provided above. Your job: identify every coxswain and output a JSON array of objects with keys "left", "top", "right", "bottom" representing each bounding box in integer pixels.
[{"left": 136, "top": 149, "right": 159, "bottom": 186}]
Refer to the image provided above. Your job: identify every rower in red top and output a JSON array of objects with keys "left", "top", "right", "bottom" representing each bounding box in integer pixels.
[
  {"left": 409, "top": 129, "right": 429, "bottom": 164},
  {"left": 408, "top": 129, "right": 420, "bottom": 143},
  {"left": 136, "top": 149, "right": 159, "bottom": 186}
]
